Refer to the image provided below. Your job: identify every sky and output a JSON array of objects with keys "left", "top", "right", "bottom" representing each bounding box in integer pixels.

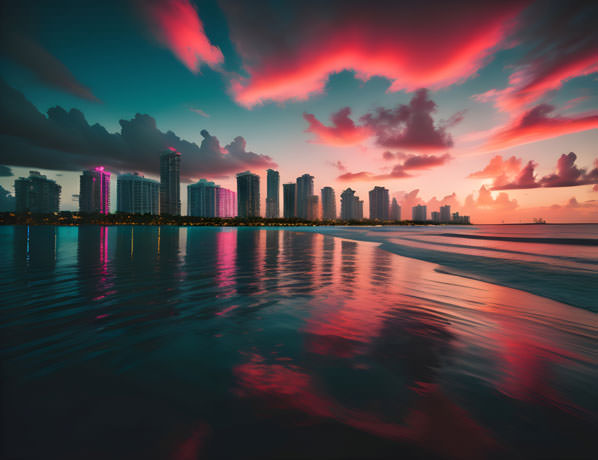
[{"left": 0, "top": 0, "right": 597, "bottom": 223}]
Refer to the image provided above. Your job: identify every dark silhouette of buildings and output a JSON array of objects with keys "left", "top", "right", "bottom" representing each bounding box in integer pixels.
[
  {"left": 321, "top": 186, "right": 336, "bottom": 220},
  {"left": 15, "top": 171, "right": 61, "bottom": 213},
  {"left": 296, "top": 174, "right": 314, "bottom": 219},
  {"left": 117, "top": 173, "right": 159, "bottom": 214},
  {"left": 79, "top": 167, "right": 110, "bottom": 214},
  {"left": 440, "top": 205, "right": 451, "bottom": 223},
  {"left": 390, "top": 198, "right": 401, "bottom": 220},
  {"left": 340, "top": 188, "right": 363, "bottom": 220},
  {"left": 160, "top": 149, "right": 181, "bottom": 215},
  {"left": 307, "top": 195, "right": 319, "bottom": 220},
  {"left": 266, "top": 169, "right": 280, "bottom": 218},
  {"left": 412, "top": 204, "right": 427, "bottom": 222},
  {"left": 283, "top": 182, "right": 296, "bottom": 218},
  {"left": 236, "top": 171, "right": 260, "bottom": 217},
  {"left": 369, "top": 186, "right": 389, "bottom": 220}
]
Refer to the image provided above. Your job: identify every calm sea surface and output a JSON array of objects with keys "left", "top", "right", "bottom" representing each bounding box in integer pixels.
[{"left": 1, "top": 225, "right": 597, "bottom": 459}]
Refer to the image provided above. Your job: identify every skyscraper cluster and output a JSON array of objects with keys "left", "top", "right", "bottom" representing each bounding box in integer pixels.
[{"left": 10, "top": 157, "right": 467, "bottom": 223}]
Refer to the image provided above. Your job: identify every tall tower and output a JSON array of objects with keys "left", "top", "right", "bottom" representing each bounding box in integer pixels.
[
  {"left": 321, "top": 186, "right": 336, "bottom": 220},
  {"left": 80, "top": 167, "right": 110, "bottom": 214},
  {"left": 295, "top": 174, "right": 314, "bottom": 219},
  {"left": 283, "top": 183, "right": 296, "bottom": 218},
  {"left": 440, "top": 205, "right": 451, "bottom": 223},
  {"left": 390, "top": 198, "right": 401, "bottom": 221},
  {"left": 236, "top": 171, "right": 260, "bottom": 217},
  {"left": 266, "top": 169, "right": 280, "bottom": 218},
  {"left": 369, "top": 186, "right": 389, "bottom": 220},
  {"left": 160, "top": 148, "right": 181, "bottom": 215}
]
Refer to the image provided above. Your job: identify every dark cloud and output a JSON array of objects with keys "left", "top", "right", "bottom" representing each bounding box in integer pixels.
[
  {"left": 491, "top": 153, "right": 598, "bottom": 190},
  {"left": 0, "top": 79, "right": 276, "bottom": 180},
  {"left": 402, "top": 153, "right": 452, "bottom": 170},
  {"left": 0, "top": 165, "right": 13, "bottom": 176},
  {"left": 360, "top": 89, "right": 461, "bottom": 150},
  {"left": 0, "top": 184, "right": 15, "bottom": 212},
  {"left": 0, "top": 4, "right": 99, "bottom": 102}
]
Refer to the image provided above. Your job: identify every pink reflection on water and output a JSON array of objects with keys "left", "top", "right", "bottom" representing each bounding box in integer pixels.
[
  {"left": 216, "top": 229, "right": 237, "bottom": 290},
  {"left": 234, "top": 353, "right": 496, "bottom": 458}
]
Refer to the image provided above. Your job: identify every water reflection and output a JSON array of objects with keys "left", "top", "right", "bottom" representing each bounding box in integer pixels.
[{"left": 1, "top": 226, "right": 596, "bottom": 459}]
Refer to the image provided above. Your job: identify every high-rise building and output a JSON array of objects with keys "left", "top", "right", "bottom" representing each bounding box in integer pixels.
[
  {"left": 266, "top": 169, "right": 280, "bottom": 218},
  {"left": 236, "top": 171, "right": 260, "bottom": 217},
  {"left": 160, "top": 148, "right": 181, "bottom": 215},
  {"left": 321, "top": 186, "right": 336, "bottom": 220},
  {"left": 440, "top": 205, "right": 451, "bottom": 223},
  {"left": 188, "top": 179, "right": 236, "bottom": 217},
  {"left": 412, "top": 204, "right": 427, "bottom": 222},
  {"left": 369, "top": 186, "right": 389, "bottom": 220},
  {"left": 80, "top": 167, "right": 110, "bottom": 214},
  {"left": 431, "top": 211, "right": 440, "bottom": 223},
  {"left": 306, "top": 195, "right": 319, "bottom": 220},
  {"left": 296, "top": 174, "right": 314, "bottom": 219},
  {"left": 188, "top": 179, "right": 217, "bottom": 217},
  {"left": 283, "top": 183, "right": 296, "bottom": 218},
  {"left": 215, "top": 187, "right": 236, "bottom": 218},
  {"left": 390, "top": 198, "right": 401, "bottom": 221},
  {"left": 117, "top": 173, "right": 159, "bottom": 214},
  {"left": 340, "top": 188, "right": 363, "bottom": 221},
  {"left": 15, "top": 171, "right": 61, "bottom": 213}
]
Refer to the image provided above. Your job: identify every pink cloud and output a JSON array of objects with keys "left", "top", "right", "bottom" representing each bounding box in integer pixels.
[
  {"left": 135, "top": 0, "right": 223, "bottom": 72},
  {"left": 189, "top": 107, "right": 210, "bottom": 117},
  {"left": 484, "top": 104, "right": 598, "bottom": 151},
  {"left": 472, "top": 2, "right": 598, "bottom": 112},
  {"left": 304, "top": 107, "right": 371, "bottom": 146},
  {"left": 223, "top": 1, "right": 527, "bottom": 107},
  {"left": 468, "top": 155, "right": 523, "bottom": 179},
  {"left": 485, "top": 152, "right": 598, "bottom": 190},
  {"left": 337, "top": 153, "right": 450, "bottom": 182}
]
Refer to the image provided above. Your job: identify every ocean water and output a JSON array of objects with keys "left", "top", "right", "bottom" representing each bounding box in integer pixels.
[{"left": 1, "top": 225, "right": 597, "bottom": 459}]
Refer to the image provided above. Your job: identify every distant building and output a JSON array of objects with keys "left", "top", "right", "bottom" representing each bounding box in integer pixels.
[
  {"left": 452, "top": 212, "right": 470, "bottom": 224},
  {"left": 340, "top": 188, "right": 363, "bottom": 221},
  {"left": 283, "top": 183, "right": 296, "bottom": 218},
  {"left": 296, "top": 174, "right": 314, "bottom": 219},
  {"left": 390, "top": 198, "right": 401, "bottom": 221},
  {"left": 321, "top": 186, "right": 336, "bottom": 220},
  {"left": 307, "top": 195, "right": 319, "bottom": 220},
  {"left": 80, "top": 167, "right": 110, "bottom": 214},
  {"left": 160, "top": 149, "right": 181, "bottom": 215},
  {"left": 440, "top": 205, "right": 451, "bottom": 223},
  {"left": 188, "top": 179, "right": 236, "bottom": 217},
  {"left": 117, "top": 173, "right": 159, "bottom": 214},
  {"left": 412, "top": 204, "right": 427, "bottom": 222},
  {"left": 431, "top": 211, "right": 440, "bottom": 223},
  {"left": 15, "top": 171, "right": 61, "bottom": 213},
  {"left": 266, "top": 169, "right": 280, "bottom": 218},
  {"left": 369, "top": 186, "right": 389, "bottom": 220},
  {"left": 237, "top": 171, "right": 260, "bottom": 217}
]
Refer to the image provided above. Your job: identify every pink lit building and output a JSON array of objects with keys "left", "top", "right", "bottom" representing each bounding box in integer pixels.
[{"left": 79, "top": 167, "right": 111, "bottom": 214}]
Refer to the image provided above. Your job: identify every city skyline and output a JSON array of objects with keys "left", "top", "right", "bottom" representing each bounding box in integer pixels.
[{"left": 0, "top": 1, "right": 597, "bottom": 223}]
